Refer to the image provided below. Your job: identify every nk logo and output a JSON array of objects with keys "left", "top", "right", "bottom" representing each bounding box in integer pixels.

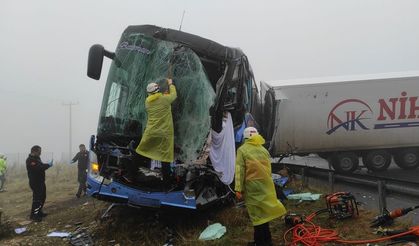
[{"left": 327, "top": 99, "right": 373, "bottom": 135}]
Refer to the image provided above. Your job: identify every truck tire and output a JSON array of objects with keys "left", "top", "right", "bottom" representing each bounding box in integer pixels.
[
  {"left": 394, "top": 148, "right": 419, "bottom": 170},
  {"left": 362, "top": 150, "right": 392, "bottom": 172},
  {"left": 330, "top": 152, "right": 359, "bottom": 173}
]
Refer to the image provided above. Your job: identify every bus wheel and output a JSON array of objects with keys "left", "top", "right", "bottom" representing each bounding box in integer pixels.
[
  {"left": 330, "top": 152, "right": 359, "bottom": 173},
  {"left": 363, "top": 150, "right": 391, "bottom": 172},
  {"left": 394, "top": 148, "right": 419, "bottom": 170}
]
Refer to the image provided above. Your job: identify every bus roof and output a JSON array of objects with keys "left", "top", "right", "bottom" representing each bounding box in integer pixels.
[{"left": 125, "top": 25, "right": 244, "bottom": 62}]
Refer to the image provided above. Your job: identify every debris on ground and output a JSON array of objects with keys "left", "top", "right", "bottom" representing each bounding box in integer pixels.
[
  {"left": 287, "top": 192, "right": 322, "bottom": 201},
  {"left": 198, "top": 223, "right": 227, "bottom": 241},
  {"left": 69, "top": 227, "right": 94, "bottom": 246},
  {"left": 163, "top": 227, "right": 175, "bottom": 246},
  {"left": 47, "top": 231, "right": 70, "bottom": 237},
  {"left": 272, "top": 174, "right": 289, "bottom": 187},
  {"left": 1, "top": 165, "right": 416, "bottom": 245},
  {"left": 14, "top": 227, "right": 27, "bottom": 234}
]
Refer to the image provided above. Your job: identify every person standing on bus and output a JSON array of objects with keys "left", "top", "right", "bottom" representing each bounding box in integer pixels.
[{"left": 129, "top": 78, "right": 177, "bottom": 189}]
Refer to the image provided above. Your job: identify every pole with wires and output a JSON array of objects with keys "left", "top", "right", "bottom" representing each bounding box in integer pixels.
[{"left": 63, "top": 101, "right": 78, "bottom": 162}]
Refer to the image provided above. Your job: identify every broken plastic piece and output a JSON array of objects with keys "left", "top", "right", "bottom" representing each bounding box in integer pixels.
[
  {"left": 287, "top": 192, "right": 321, "bottom": 201},
  {"left": 198, "top": 223, "right": 227, "bottom": 240},
  {"left": 47, "top": 231, "right": 70, "bottom": 237},
  {"left": 272, "top": 174, "right": 288, "bottom": 187},
  {"left": 14, "top": 227, "right": 27, "bottom": 234}
]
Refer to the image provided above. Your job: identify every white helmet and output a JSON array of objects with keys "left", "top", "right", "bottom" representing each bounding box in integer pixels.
[
  {"left": 244, "top": 127, "right": 259, "bottom": 139},
  {"left": 146, "top": 82, "right": 160, "bottom": 93}
]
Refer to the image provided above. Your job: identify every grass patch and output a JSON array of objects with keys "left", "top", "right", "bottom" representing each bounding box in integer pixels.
[{"left": 0, "top": 165, "right": 413, "bottom": 245}]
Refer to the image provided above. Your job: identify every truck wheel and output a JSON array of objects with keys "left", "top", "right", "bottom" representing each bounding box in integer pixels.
[
  {"left": 331, "top": 152, "right": 359, "bottom": 173},
  {"left": 394, "top": 148, "right": 419, "bottom": 170},
  {"left": 362, "top": 150, "right": 391, "bottom": 172}
]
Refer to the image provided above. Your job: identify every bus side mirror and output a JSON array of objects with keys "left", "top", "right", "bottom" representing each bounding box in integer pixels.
[
  {"left": 87, "top": 44, "right": 105, "bottom": 80},
  {"left": 87, "top": 44, "right": 117, "bottom": 80}
]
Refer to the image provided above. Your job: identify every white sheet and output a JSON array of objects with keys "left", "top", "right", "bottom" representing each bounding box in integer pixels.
[{"left": 209, "top": 112, "right": 235, "bottom": 185}]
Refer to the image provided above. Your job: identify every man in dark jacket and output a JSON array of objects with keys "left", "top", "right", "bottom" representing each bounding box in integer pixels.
[
  {"left": 26, "top": 145, "right": 53, "bottom": 222},
  {"left": 71, "top": 144, "right": 89, "bottom": 198}
]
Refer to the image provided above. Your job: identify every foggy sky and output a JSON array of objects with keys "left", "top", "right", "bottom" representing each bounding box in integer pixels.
[{"left": 1, "top": 0, "right": 418, "bottom": 158}]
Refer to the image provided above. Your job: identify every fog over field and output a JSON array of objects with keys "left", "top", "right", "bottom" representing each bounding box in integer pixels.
[{"left": 1, "top": 0, "right": 418, "bottom": 156}]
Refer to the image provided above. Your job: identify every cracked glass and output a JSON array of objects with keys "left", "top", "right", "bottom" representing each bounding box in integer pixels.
[{"left": 98, "top": 32, "right": 216, "bottom": 162}]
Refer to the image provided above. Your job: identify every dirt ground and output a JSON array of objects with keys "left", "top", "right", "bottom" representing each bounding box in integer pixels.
[{"left": 0, "top": 163, "right": 415, "bottom": 245}]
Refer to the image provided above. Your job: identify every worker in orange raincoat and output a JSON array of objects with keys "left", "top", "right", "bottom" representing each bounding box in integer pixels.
[
  {"left": 135, "top": 78, "right": 177, "bottom": 187},
  {"left": 235, "top": 127, "right": 287, "bottom": 246}
]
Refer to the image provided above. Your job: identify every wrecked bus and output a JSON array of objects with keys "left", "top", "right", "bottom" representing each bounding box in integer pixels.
[{"left": 86, "top": 25, "right": 260, "bottom": 209}]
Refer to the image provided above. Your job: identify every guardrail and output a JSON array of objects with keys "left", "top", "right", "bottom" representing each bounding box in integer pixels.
[{"left": 273, "top": 162, "right": 419, "bottom": 213}]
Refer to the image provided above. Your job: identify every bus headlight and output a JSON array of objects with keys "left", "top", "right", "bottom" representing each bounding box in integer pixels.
[
  {"left": 88, "top": 151, "right": 100, "bottom": 177},
  {"left": 91, "top": 162, "right": 99, "bottom": 173}
]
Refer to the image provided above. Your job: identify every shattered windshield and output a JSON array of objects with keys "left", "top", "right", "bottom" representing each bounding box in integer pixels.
[{"left": 99, "top": 32, "right": 216, "bottom": 162}]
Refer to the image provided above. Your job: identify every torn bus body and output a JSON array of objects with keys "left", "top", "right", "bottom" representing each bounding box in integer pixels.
[{"left": 86, "top": 25, "right": 260, "bottom": 209}]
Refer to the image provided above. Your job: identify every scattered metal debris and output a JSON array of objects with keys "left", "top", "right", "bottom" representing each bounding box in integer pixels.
[
  {"left": 163, "top": 227, "right": 175, "bottom": 246},
  {"left": 69, "top": 227, "right": 94, "bottom": 246}
]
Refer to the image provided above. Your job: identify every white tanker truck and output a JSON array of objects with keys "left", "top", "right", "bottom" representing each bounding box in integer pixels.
[{"left": 262, "top": 72, "right": 419, "bottom": 173}]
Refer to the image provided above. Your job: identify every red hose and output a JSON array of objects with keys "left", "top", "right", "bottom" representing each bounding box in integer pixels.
[{"left": 284, "top": 212, "right": 419, "bottom": 245}]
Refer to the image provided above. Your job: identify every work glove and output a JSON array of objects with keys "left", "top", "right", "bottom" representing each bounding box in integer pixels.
[
  {"left": 235, "top": 191, "right": 243, "bottom": 201},
  {"left": 167, "top": 78, "right": 173, "bottom": 85},
  {"left": 48, "top": 160, "right": 54, "bottom": 167}
]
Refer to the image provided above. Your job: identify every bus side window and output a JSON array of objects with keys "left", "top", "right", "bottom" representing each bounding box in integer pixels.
[{"left": 224, "top": 64, "right": 241, "bottom": 107}]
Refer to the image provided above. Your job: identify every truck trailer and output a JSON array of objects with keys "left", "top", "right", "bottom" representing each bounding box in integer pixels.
[{"left": 262, "top": 72, "right": 419, "bottom": 173}]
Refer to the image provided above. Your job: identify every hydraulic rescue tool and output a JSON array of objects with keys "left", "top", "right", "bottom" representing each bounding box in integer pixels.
[{"left": 371, "top": 205, "right": 419, "bottom": 227}]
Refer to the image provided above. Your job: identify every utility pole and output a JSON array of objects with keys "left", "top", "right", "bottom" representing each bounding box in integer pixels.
[{"left": 63, "top": 102, "right": 78, "bottom": 162}]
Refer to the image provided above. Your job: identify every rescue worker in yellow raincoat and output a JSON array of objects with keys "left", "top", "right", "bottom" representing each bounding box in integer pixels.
[
  {"left": 135, "top": 78, "right": 177, "bottom": 187},
  {"left": 0, "top": 154, "right": 7, "bottom": 191},
  {"left": 235, "top": 127, "right": 287, "bottom": 246}
]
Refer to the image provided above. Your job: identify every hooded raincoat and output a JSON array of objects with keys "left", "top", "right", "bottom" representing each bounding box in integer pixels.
[
  {"left": 235, "top": 135, "right": 286, "bottom": 226},
  {"left": 136, "top": 84, "right": 177, "bottom": 162},
  {"left": 0, "top": 158, "right": 6, "bottom": 175}
]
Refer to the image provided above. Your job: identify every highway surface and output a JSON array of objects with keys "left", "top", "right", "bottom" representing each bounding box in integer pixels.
[{"left": 281, "top": 155, "right": 419, "bottom": 183}]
